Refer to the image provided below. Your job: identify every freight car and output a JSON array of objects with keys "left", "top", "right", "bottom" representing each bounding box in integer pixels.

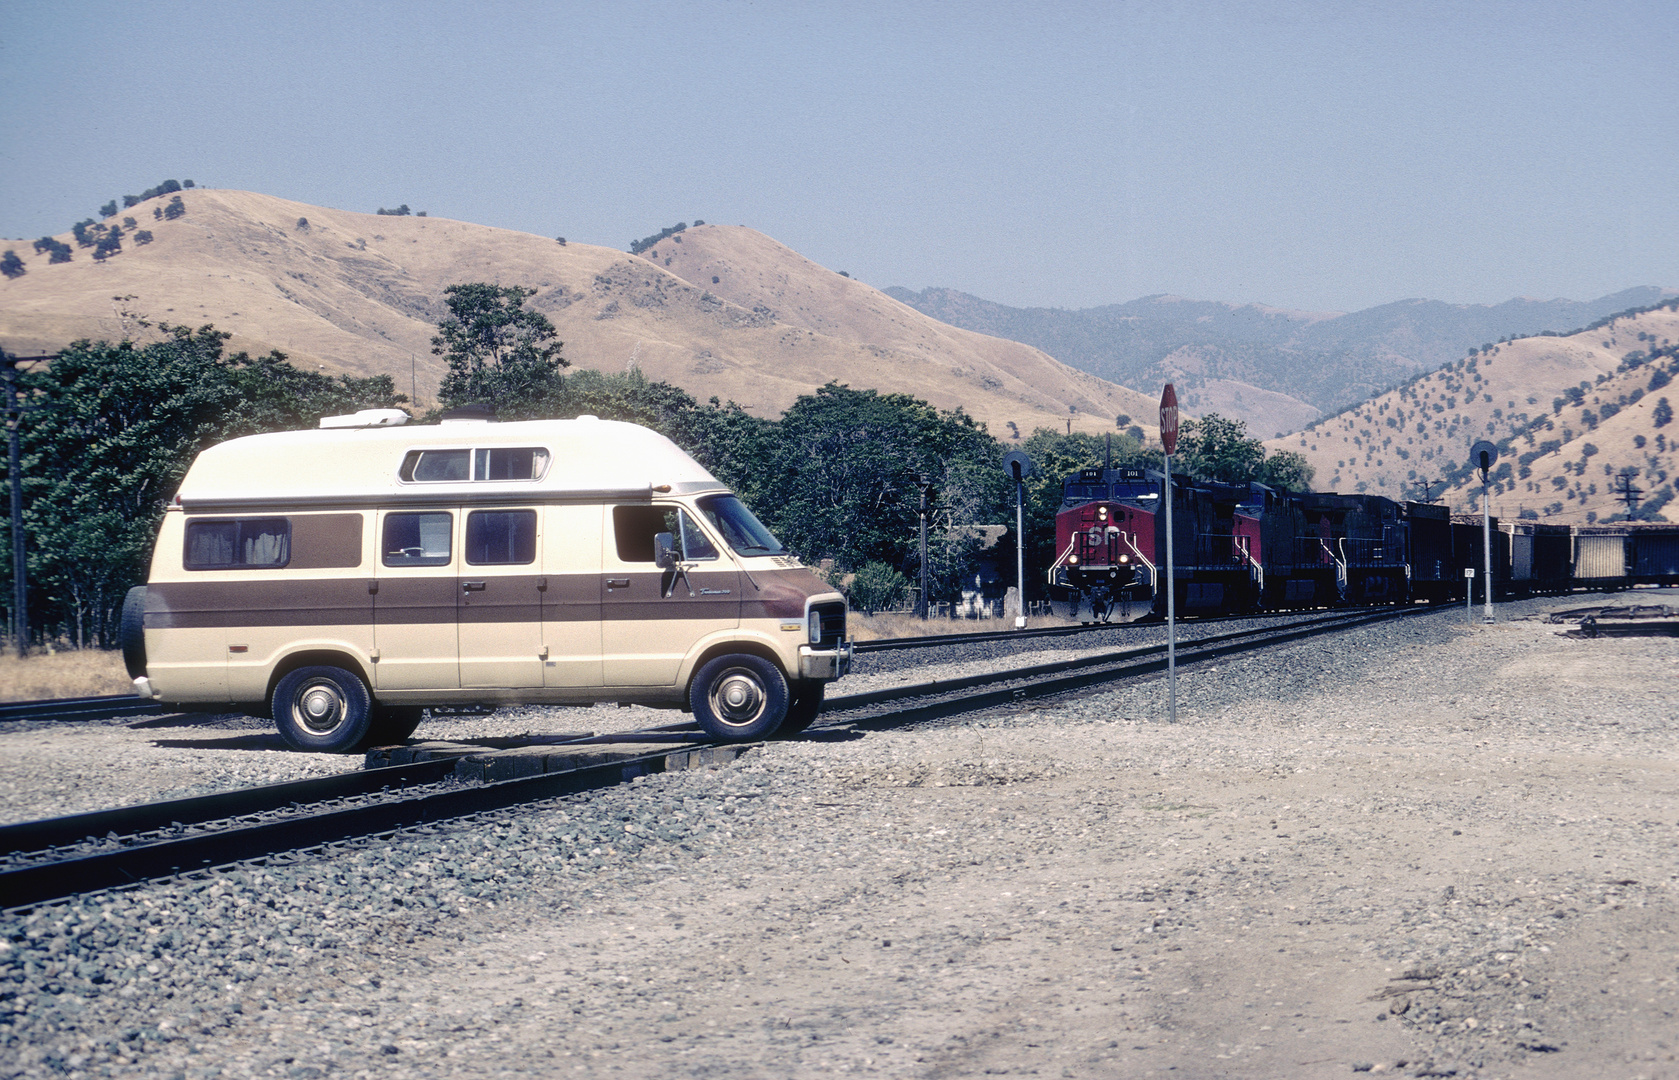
[{"left": 1045, "top": 459, "right": 1679, "bottom": 622}]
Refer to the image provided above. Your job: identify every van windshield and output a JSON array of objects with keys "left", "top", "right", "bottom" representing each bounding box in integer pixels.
[{"left": 697, "top": 495, "right": 786, "bottom": 557}]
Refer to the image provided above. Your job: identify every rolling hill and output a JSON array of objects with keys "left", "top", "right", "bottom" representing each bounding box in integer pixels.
[
  {"left": 1266, "top": 300, "right": 1679, "bottom": 523},
  {"left": 0, "top": 190, "right": 1157, "bottom": 440},
  {"left": 887, "top": 286, "right": 1676, "bottom": 439}
]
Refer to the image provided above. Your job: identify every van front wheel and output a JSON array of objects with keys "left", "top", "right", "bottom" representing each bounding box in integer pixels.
[
  {"left": 273, "top": 666, "right": 373, "bottom": 753},
  {"left": 690, "top": 654, "right": 788, "bottom": 740}
]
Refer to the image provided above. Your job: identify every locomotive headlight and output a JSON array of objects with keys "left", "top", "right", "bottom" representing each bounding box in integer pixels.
[
  {"left": 1096, "top": 506, "right": 1109, "bottom": 521},
  {"left": 1068, "top": 555, "right": 1079, "bottom": 565},
  {"left": 1119, "top": 554, "right": 1130, "bottom": 564}
]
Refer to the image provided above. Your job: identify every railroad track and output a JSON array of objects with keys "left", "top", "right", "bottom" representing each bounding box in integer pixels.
[
  {"left": 854, "top": 601, "right": 1431, "bottom": 653},
  {"left": 1, "top": 605, "right": 1422, "bottom": 911},
  {"left": 0, "top": 693, "right": 163, "bottom": 724}
]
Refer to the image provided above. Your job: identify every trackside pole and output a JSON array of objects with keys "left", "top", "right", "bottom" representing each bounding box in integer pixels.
[
  {"left": 1482, "top": 478, "right": 1495, "bottom": 624},
  {"left": 1164, "top": 452, "right": 1176, "bottom": 723},
  {"left": 1469, "top": 440, "right": 1499, "bottom": 626},
  {"left": 1159, "top": 384, "right": 1179, "bottom": 724}
]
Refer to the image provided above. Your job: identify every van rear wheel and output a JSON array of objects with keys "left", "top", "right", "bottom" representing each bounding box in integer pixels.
[
  {"left": 273, "top": 666, "right": 373, "bottom": 753},
  {"left": 690, "top": 654, "right": 788, "bottom": 740}
]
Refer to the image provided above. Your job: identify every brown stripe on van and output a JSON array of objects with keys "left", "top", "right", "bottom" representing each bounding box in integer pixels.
[
  {"left": 146, "top": 579, "right": 373, "bottom": 629},
  {"left": 741, "top": 568, "right": 838, "bottom": 620}
]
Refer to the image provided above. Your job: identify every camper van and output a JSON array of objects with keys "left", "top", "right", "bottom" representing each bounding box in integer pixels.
[{"left": 122, "top": 411, "right": 852, "bottom": 752}]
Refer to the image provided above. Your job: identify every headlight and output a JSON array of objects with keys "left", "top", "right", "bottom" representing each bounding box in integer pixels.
[
  {"left": 808, "top": 611, "right": 823, "bottom": 644},
  {"left": 1119, "top": 554, "right": 1129, "bottom": 563},
  {"left": 1068, "top": 555, "right": 1079, "bottom": 565},
  {"left": 1097, "top": 506, "right": 1109, "bottom": 520}
]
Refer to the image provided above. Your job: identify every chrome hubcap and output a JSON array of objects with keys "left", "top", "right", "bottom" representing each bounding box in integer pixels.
[
  {"left": 710, "top": 669, "right": 766, "bottom": 727},
  {"left": 296, "top": 682, "right": 346, "bottom": 734}
]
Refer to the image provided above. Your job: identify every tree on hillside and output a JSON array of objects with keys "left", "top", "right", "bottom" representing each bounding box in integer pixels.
[
  {"left": 99, "top": 200, "right": 118, "bottom": 219},
  {"left": 431, "top": 284, "right": 567, "bottom": 415},
  {"left": 1, "top": 251, "right": 24, "bottom": 279}
]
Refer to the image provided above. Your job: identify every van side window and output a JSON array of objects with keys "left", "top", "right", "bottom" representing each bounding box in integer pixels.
[
  {"left": 474, "top": 447, "right": 551, "bottom": 481},
  {"left": 466, "top": 510, "right": 537, "bottom": 565},
  {"left": 612, "top": 506, "right": 718, "bottom": 562},
  {"left": 185, "top": 518, "right": 291, "bottom": 570},
  {"left": 383, "top": 512, "right": 453, "bottom": 567},
  {"left": 400, "top": 449, "right": 469, "bottom": 482},
  {"left": 400, "top": 447, "right": 550, "bottom": 482}
]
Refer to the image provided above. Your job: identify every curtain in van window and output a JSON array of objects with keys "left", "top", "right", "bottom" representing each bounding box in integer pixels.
[{"left": 243, "top": 522, "right": 289, "bottom": 566}]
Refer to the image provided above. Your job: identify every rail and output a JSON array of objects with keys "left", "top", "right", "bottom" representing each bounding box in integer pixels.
[{"left": 2, "top": 606, "right": 1429, "bottom": 911}]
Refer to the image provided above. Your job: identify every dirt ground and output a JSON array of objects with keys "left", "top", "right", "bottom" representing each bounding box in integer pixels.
[{"left": 2, "top": 601, "right": 1675, "bottom": 1080}]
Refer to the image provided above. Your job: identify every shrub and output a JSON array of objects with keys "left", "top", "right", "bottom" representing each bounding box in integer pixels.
[
  {"left": 133, "top": 230, "right": 153, "bottom": 246},
  {"left": 0, "top": 250, "right": 23, "bottom": 278},
  {"left": 162, "top": 196, "right": 186, "bottom": 220},
  {"left": 847, "top": 562, "right": 910, "bottom": 615}
]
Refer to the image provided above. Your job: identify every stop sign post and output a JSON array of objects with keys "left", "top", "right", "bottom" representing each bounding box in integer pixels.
[{"left": 1160, "top": 384, "right": 1178, "bottom": 723}]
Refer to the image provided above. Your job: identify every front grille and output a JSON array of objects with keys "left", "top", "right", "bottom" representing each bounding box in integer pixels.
[{"left": 812, "top": 601, "right": 847, "bottom": 648}]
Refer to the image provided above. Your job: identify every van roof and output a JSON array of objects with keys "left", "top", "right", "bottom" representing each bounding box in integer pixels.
[{"left": 175, "top": 417, "right": 728, "bottom": 512}]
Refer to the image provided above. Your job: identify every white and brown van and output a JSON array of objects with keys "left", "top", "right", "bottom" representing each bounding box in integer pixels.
[{"left": 122, "top": 411, "right": 852, "bottom": 752}]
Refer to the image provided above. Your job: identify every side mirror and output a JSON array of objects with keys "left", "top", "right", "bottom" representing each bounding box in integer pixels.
[{"left": 653, "top": 531, "right": 678, "bottom": 570}]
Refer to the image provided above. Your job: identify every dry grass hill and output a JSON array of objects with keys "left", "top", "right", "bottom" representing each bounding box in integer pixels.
[
  {"left": 1266, "top": 301, "right": 1679, "bottom": 523},
  {"left": 0, "top": 190, "right": 1156, "bottom": 440}
]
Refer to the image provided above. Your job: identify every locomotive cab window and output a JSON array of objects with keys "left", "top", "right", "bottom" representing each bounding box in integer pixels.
[{"left": 185, "top": 518, "right": 291, "bottom": 570}]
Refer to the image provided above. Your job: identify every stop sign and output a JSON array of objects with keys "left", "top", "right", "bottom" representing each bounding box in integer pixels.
[{"left": 1159, "top": 383, "right": 1180, "bottom": 455}]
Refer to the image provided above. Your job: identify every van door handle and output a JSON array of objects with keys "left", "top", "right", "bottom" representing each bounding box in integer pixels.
[
  {"left": 606, "top": 578, "right": 631, "bottom": 590},
  {"left": 462, "top": 581, "right": 487, "bottom": 592}
]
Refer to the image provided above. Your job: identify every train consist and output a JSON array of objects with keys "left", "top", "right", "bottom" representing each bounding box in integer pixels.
[{"left": 1046, "top": 466, "right": 1679, "bottom": 622}]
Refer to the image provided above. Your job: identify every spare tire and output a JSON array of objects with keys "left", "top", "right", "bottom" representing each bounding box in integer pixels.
[{"left": 120, "top": 586, "right": 148, "bottom": 679}]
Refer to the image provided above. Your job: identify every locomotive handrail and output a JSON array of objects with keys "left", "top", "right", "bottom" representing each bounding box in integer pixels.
[
  {"left": 1237, "top": 536, "right": 1264, "bottom": 592},
  {"left": 1123, "top": 533, "right": 1156, "bottom": 588},
  {"left": 1046, "top": 537, "right": 1079, "bottom": 582}
]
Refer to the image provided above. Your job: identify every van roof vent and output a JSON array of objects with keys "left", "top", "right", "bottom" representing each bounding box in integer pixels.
[
  {"left": 319, "top": 408, "right": 411, "bottom": 429},
  {"left": 439, "top": 403, "right": 496, "bottom": 424}
]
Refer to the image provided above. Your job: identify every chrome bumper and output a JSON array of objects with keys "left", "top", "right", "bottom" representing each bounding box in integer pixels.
[{"left": 798, "top": 640, "right": 853, "bottom": 680}]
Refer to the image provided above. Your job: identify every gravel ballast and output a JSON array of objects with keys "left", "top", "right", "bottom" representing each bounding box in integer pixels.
[{"left": 2, "top": 599, "right": 1676, "bottom": 1079}]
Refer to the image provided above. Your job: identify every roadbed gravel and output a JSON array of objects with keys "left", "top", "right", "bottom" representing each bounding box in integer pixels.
[{"left": 1, "top": 597, "right": 1675, "bottom": 1079}]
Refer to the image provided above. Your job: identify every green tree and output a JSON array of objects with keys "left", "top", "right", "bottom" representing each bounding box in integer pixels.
[
  {"left": 758, "top": 383, "right": 997, "bottom": 576},
  {"left": 100, "top": 200, "right": 118, "bottom": 218},
  {"left": 431, "top": 284, "right": 567, "bottom": 415},
  {"left": 1654, "top": 398, "right": 1672, "bottom": 429},
  {"left": 8, "top": 326, "right": 406, "bottom": 648},
  {"left": 0, "top": 251, "right": 24, "bottom": 279},
  {"left": 162, "top": 196, "right": 186, "bottom": 220}
]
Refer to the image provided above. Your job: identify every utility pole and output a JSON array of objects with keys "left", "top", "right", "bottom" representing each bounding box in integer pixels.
[
  {"left": 1616, "top": 469, "right": 1644, "bottom": 514},
  {"left": 0, "top": 351, "right": 50, "bottom": 659},
  {"left": 915, "top": 478, "right": 931, "bottom": 620}
]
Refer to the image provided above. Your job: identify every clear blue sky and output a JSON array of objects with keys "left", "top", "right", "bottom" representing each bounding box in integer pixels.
[{"left": 2, "top": 0, "right": 1673, "bottom": 313}]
